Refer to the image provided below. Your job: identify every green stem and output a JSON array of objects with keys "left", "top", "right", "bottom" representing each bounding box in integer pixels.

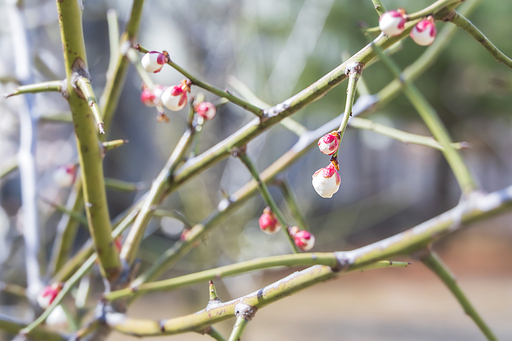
[
  {"left": 102, "top": 139, "right": 129, "bottom": 152},
  {"left": 237, "top": 152, "right": 299, "bottom": 253},
  {"left": 450, "top": 11, "right": 512, "bottom": 69},
  {"left": 39, "top": 195, "right": 88, "bottom": 226},
  {"left": 4, "top": 80, "right": 62, "bottom": 98},
  {"left": 338, "top": 67, "right": 362, "bottom": 141},
  {"left": 137, "top": 45, "right": 263, "bottom": 117},
  {"left": 57, "top": 0, "right": 120, "bottom": 281},
  {"left": 371, "top": 42, "right": 478, "bottom": 196},
  {"left": 405, "top": 0, "right": 462, "bottom": 20},
  {"left": 0, "top": 282, "right": 27, "bottom": 298},
  {"left": 106, "top": 254, "right": 406, "bottom": 301},
  {"left": 75, "top": 77, "right": 105, "bottom": 134},
  {"left": 104, "top": 178, "right": 144, "bottom": 192},
  {"left": 207, "top": 327, "right": 228, "bottom": 341},
  {"left": 126, "top": 48, "right": 156, "bottom": 88},
  {"left": 350, "top": 117, "right": 467, "bottom": 150},
  {"left": 0, "top": 315, "right": 66, "bottom": 341},
  {"left": 228, "top": 317, "right": 249, "bottom": 341},
  {"left": 106, "top": 9, "right": 120, "bottom": 78},
  {"left": 152, "top": 209, "right": 194, "bottom": 228},
  {"left": 420, "top": 252, "right": 499, "bottom": 341},
  {"left": 371, "top": 0, "right": 387, "bottom": 17},
  {"left": 275, "top": 179, "right": 310, "bottom": 232}
]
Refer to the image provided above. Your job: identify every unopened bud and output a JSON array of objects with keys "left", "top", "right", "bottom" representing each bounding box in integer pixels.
[
  {"left": 37, "top": 283, "right": 63, "bottom": 309},
  {"left": 195, "top": 102, "right": 217, "bottom": 120},
  {"left": 411, "top": 17, "right": 437, "bottom": 46},
  {"left": 141, "top": 51, "right": 167, "bottom": 73},
  {"left": 53, "top": 164, "right": 77, "bottom": 188},
  {"left": 258, "top": 207, "right": 281, "bottom": 234},
  {"left": 312, "top": 163, "right": 341, "bottom": 198},
  {"left": 161, "top": 85, "right": 187, "bottom": 111},
  {"left": 379, "top": 10, "right": 406, "bottom": 37},
  {"left": 141, "top": 85, "right": 167, "bottom": 107},
  {"left": 289, "top": 227, "right": 315, "bottom": 251},
  {"left": 318, "top": 131, "right": 340, "bottom": 155}
]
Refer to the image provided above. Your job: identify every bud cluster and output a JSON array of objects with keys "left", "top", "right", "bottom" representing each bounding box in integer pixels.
[{"left": 379, "top": 10, "right": 437, "bottom": 46}]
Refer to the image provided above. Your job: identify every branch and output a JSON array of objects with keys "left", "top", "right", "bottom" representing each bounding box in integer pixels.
[
  {"left": 75, "top": 77, "right": 105, "bottom": 134},
  {"left": 274, "top": 179, "right": 310, "bottom": 232},
  {"left": 450, "top": 11, "right": 512, "bottom": 69},
  {"left": 420, "top": 251, "right": 498, "bottom": 341},
  {"left": 370, "top": 0, "right": 387, "bottom": 17},
  {"left": 4, "top": 80, "right": 63, "bottom": 98},
  {"left": 228, "top": 317, "right": 249, "bottom": 341},
  {"left": 0, "top": 315, "right": 66, "bottom": 341},
  {"left": 337, "top": 64, "right": 363, "bottom": 141}
]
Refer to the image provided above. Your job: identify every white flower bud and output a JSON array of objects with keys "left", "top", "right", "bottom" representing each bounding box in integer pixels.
[
  {"left": 312, "top": 163, "right": 341, "bottom": 198},
  {"left": 53, "top": 165, "right": 76, "bottom": 188},
  {"left": 379, "top": 10, "right": 406, "bottom": 37},
  {"left": 292, "top": 229, "right": 315, "bottom": 251},
  {"left": 161, "top": 85, "right": 187, "bottom": 111},
  {"left": 141, "top": 51, "right": 167, "bottom": 73},
  {"left": 196, "top": 102, "right": 217, "bottom": 120},
  {"left": 411, "top": 18, "right": 437, "bottom": 46},
  {"left": 318, "top": 131, "right": 340, "bottom": 155}
]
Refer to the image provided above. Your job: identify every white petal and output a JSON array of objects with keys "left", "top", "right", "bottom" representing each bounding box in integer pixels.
[
  {"left": 141, "top": 53, "right": 163, "bottom": 73},
  {"left": 312, "top": 173, "right": 340, "bottom": 198},
  {"left": 161, "top": 89, "right": 186, "bottom": 111}
]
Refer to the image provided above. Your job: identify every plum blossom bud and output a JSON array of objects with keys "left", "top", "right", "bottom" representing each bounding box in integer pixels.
[
  {"left": 161, "top": 85, "right": 188, "bottom": 111},
  {"left": 53, "top": 164, "right": 76, "bottom": 188},
  {"left": 312, "top": 163, "right": 341, "bottom": 198},
  {"left": 37, "top": 283, "right": 63, "bottom": 309},
  {"left": 411, "top": 17, "right": 437, "bottom": 46},
  {"left": 289, "top": 226, "right": 315, "bottom": 251},
  {"left": 258, "top": 207, "right": 281, "bottom": 234},
  {"left": 195, "top": 102, "right": 217, "bottom": 120},
  {"left": 379, "top": 10, "right": 406, "bottom": 37},
  {"left": 140, "top": 85, "right": 167, "bottom": 107},
  {"left": 318, "top": 131, "right": 340, "bottom": 155},
  {"left": 141, "top": 51, "right": 167, "bottom": 73}
]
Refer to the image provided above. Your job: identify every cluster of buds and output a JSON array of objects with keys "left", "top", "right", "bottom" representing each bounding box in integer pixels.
[
  {"left": 379, "top": 10, "right": 437, "bottom": 46},
  {"left": 312, "top": 161, "right": 341, "bottom": 198},
  {"left": 141, "top": 51, "right": 169, "bottom": 73},
  {"left": 288, "top": 226, "right": 315, "bottom": 251},
  {"left": 258, "top": 207, "right": 281, "bottom": 234},
  {"left": 53, "top": 164, "right": 77, "bottom": 188},
  {"left": 37, "top": 283, "right": 63, "bottom": 309}
]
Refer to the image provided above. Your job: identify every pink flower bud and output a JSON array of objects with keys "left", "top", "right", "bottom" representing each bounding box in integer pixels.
[
  {"left": 289, "top": 227, "right": 315, "bottom": 251},
  {"left": 318, "top": 131, "right": 340, "bottom": 155},
  {"left": 411, "top": 18, "right": 437, "bottom": 46},
  {"left": 312, "top": 163, "right": 341, "bottom": 198},
  {"left": 379, "top": 10, "right": 406, "bottom": 37},
  {"left": 196, "top": 102, "right": 217, "bottom": 120},
  {"left": 53, "top": 164, "right": 76, "bottom": 188},
  {"left": 141, "top": 51, "right": 167, "bottom": 73},
  {"left": 161, "top": 85, "right": 188, "bottom": 111},
  {"left": 258, "top": 207, "right": 281, "bottom": 234},
  {"left": 37, "top": 283, "right": 63, "bottom": 309},
  {"left": 140, "top": 85, "right": 167, "bottom": 107}
]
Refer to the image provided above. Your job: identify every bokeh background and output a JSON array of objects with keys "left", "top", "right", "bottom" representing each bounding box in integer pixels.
[{"left": 0, "top": 0, "right": 511, "bottom": 340}]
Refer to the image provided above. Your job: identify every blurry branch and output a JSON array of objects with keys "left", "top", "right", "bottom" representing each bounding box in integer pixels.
[
  {"left": 420, "top": 251, "right": 498, "bottom": 341},
  {"left": 106, "top": 9, "right": 120, "bottom": 78},
  {"left": 371, "top": 42, "right": 478, "bottom": 196},
  {"left": 274, "top": 179, "right": 310, "bottom": 232},
  {"left": 405, "top": 0, "right": 463, "bottom": 20},
  {"left": 337, "top": 65, "right": 363, "bottom": 142},
  {"left": 109, "top": 261, "right": 407, "bottom": 337},
  {"left": 238, "top": 152, "right": 299, "bottom": 253},
  {"left": 106, "top": 254, "right": 406, "bottom": 301},
  {"left": 39, "top": 195, "right": 88, "bottom": 226},
  {"left": 206, "top": 327, "right": 227, "bottom": 341},
  {"left": 104, "top": 178, "right": 145, "bottom": 192},
  {"left": 349, "top": 117, "right": 468, "bottom": 150},
  {"left": 152, "top": 209, "right": 194, "bottom": 228},
  {"left": 450, "top": 11, "right": 512, "bottom": 69},
  {"left": 4, "top": 80, "right": 62, "bottom": 98},
  {"left": 0, "top": 282, "right": 27, "bottom": 298},
  {"left": 371, "top": 0, "right": 387, "bottom": 17},
  {"left": 0, "top": 315, "right": 66, "bottom": 341},
  {"left": 136, "top": 45, "right": 263, "bottom": 117},
  {"left": 0, "top": 156, "right": 18, "bottom": 180},
  {"left": 102, "top": 139, "right": 129, "bottom": 152},
  {"left": 39, "top": 113, "right": 73, "bottom": 123}
]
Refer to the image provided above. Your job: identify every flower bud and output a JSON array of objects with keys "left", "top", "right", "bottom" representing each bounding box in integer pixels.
[
  {"left": 141, "top": 85, "right": 167, "bottom": 107},
  {"left": 410, "top": 18, "right": 437, "bottom": 46},
  {"left": 379, "top": 10, "right": 406, "bottom": 37},
  {"left": 141, "top": 51, "right": 167, "bottom": 73},
  {"left": 318, "top": 131, "right": 340, "bottom": 155},
  {"left": 161, "top": 85, "right": 187, "bottom": 111},
  {"left": 46, "top": 305, "right": 68, "bottom": 326},
  {"left": 289, "top": 227, "right": 315, "bottom": 251},
  {"left": 195, "top": 102, "right": 217, "bottom": 120},
  {"left": 37, "top": 283, "right": 63, "bottom": 309},
  {"left": 312, "top": 163, "right": 341, "bottom": 198},
  {"left": 258, "top": 207, "right": 281, "bottom": 234},
  {"left": 53, "top": 164, "right": 76, "bottom": 188}
]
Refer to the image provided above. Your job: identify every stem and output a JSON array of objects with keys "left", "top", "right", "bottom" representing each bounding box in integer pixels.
[
  {"left": 4, "top": 80, "right": 62, "bottom": 98},
  {"left": 104, "top": 178, "right": 144, "bottom": 192},
  {"left": 75, "top": 77, "right": 106, "bottom": 134},
  {"left": 120, "top": 129, "right": 195, "bottom": 265},
  {"left": 405, "top": 0, "right": 462, "bottom": 20},
  {"left": 106, "top": 254, "right": 406, "bottom": 301},
  {"left": 371, "top": 42, "right": 478, "bottom": 196},
  {"left": 338, "top": 67, "right": 362, "bottom": 141},
  {"left": 275, "top": 179, "right": 310, "bottom": 232},
  {"left": 137, "top": 45, "right": 263, "bottom": 117},
  {"left": 450, "top": 11, "right": 512, "bottom": 69},
  {"left": 106, "top": 9, "right": 119, "bottom": 78},
  {"left": 0, "top": 315, "right": 66, "bottom": 341},
  {"left": 371, "top": 0, "right": 387, "bottom": 17},
  {"left": 152, "top": 209, "right": 194, "bottom": 228},
  {"left": 349, "top": 117, "right": 467, "bottom": 150},
  {"left": 0, "top": 282, "right": 27, "bottom": 298},
  {"left": 228, "top": 317, "right": 249, "bottom": 341},
  {"left": 421, "top": 252, "right": 498, "bottom": 341},
  {"left": 39, "top": 195, "right": 88, "bottom": 226},
  {"left": 237, "top": 152, "right": 299, "bottom": 253},
  {"left": 207, "top": 327, "right": 228, "bottom": 341}
]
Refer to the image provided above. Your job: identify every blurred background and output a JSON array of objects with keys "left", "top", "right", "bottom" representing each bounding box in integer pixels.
[{"left": 0, "top": 0, "right": 511, "bottom": 340}]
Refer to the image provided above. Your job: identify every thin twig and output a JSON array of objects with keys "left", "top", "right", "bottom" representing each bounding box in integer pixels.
[
  {"left": 4, "top": 80, "right": 62, "bottom": 98},
  {"left": 371, "top": 0, "right": 387, "bottom": 17},
  {"left": 228, "top": 317, "right": 249, "bottom": 341},
  {"left": 0, "top": 315, "right": 66, "bottom": 341},
  {"left": 274, "top": 179, "right": 310, "bottom": 232},
  {"left": 75, "top": 77, "right": 106, "bottom": 134}
]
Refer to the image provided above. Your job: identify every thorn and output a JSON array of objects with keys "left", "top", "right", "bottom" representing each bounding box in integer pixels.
[
  {"left": 98, "top": 123, "right": 105, "bottom": 134},
  {"left": 208, "top": 280, "right": 219, "bottom": 301}
]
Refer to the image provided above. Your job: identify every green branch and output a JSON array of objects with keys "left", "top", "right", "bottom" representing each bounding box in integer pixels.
[
  {"left": 274, "top": 179, "right": 310, "bottom": 232},
  {"left": 405, "top": 0, "right": 462, "bottom": 20},
  {"left": 338, "top": 65, "right": 363, "bottom": 141},
  {"left": 420, "top": 252, "right": 498, "bottom": 341},
  {"left": 4, "top": 80, "right": 62, "bottom": 98},
  {"left": 450, "top": 11, "right": 512, "bottom": 69},
  {"left": 228, "top": 317, "right": 249, "bottom": 341},
  {"left": 238, "top": 152, "right": 299, "bottom": 253},
  {"left": 370, "top": 0, "right": 387, "bottom": 17},
  {"left": 75, "top": 77, "right": 105, "bottom": 134},
  {"left": 0, "top": 315, "right": 66, "bottom": 341}
]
